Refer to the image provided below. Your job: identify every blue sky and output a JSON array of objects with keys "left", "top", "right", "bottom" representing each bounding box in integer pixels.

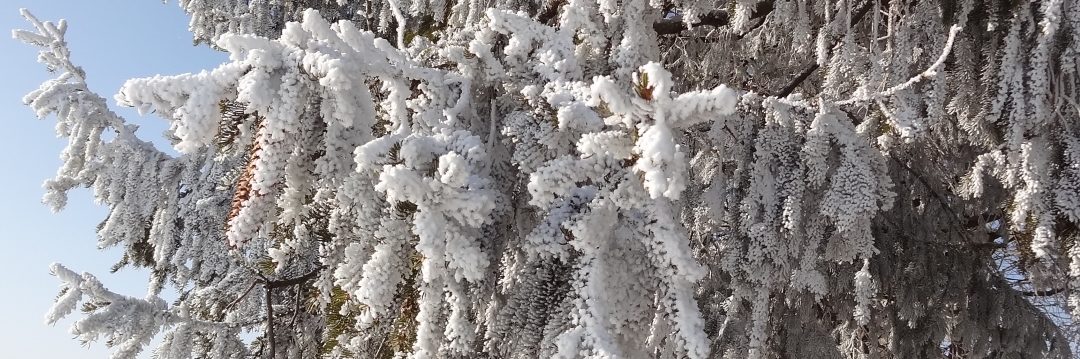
[{"left": 0, "top": 1, "right": 225, "bottom": 356}]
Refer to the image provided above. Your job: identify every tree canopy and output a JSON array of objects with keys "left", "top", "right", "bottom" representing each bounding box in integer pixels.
[{"left": 12, "top": 0, "right": 1080, "bottom": 357}]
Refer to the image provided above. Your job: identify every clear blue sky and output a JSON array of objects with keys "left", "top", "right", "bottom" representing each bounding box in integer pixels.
[{"left": 0, "top": 1, "right": 225, "bottom": 356}]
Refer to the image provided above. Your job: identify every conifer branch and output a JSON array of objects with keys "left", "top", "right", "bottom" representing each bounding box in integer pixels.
[
  {"left": 774, "top": 0, "right": 875, "bottom": 97},
  {"left": 225, "top": 280, "right": 260, "bottom": 311},
  {"left": 653, "top": 10, "right": 731, "bottom": 35}
]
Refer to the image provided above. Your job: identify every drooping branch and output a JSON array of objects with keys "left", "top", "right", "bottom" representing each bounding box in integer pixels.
[{"left": 773, "top": 0, "right": 875, "bottom": 97}]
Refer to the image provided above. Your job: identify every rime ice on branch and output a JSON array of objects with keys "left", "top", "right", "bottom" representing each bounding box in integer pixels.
[{"left": 16, "top": 0, "right": 1080, "bottom": 356}]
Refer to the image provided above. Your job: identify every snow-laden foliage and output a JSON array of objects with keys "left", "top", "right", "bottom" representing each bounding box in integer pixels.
[{"left": 14, "top": 0, "right": 1080, "bottom": 356}]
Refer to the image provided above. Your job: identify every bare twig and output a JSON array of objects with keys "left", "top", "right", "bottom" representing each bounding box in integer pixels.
[{"left": 224, "top": 280, "right": 260, "bottom": 311}]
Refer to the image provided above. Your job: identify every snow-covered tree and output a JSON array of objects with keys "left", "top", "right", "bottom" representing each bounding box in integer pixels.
[{"left": 13, "top": 0, "right": 1080, "bottom": 356}]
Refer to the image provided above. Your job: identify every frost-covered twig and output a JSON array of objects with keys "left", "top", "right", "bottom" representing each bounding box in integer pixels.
[
  {"left": 265, "top": 284, "right": 275, "bottom": 358},
  {"left": 837, "top": 25, "right": 963, "bottom": 105},
  {"left": 773, "top": 0, "right": 875, "bottom": 97}
]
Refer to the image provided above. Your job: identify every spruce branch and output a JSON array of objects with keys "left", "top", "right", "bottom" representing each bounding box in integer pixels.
[{"left": 773, "top": 0, "right": 875, "bottom": 97}]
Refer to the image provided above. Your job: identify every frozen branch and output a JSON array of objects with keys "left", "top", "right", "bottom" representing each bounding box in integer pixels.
[
  {"left": 838, "top": 25, "right": 963, "bottom": 104},
  {"left": 773, "top": 0, "right": 875, "bottom": 97},
  {"left": 654, "top": 10, "right": 731, "bottom": 35},
  {"left": 264, "top": 267, "right": 323, "bottom": 289}
]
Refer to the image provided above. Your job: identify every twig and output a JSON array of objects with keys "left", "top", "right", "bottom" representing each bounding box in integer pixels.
[
  {"left": 258, "top": 266, "right": 322, "bottom": 358},
  {"left": 888, "top": 153, "right": 964, "bottom": 225},
  {"left": 776, "top": 64, "right": 820, "bottom": 98},
  {"left": 773, "top": 0, "right": 875, "bottom": 97},
  {"left": 735, "top": 2, "right": 776, "bottom": 40},
  {"left": 224, "top": 280, "right": 260, "bottom": 311},
  {"left": 289, "top": 286, "right": 302, "bottom": 329},
  {"left": 837, "top": 25, "right": 963, "bottom": 105},
  {"left": 265, "top": 267, "right": 323, "bottom": 289},
  {"left": 266, "top": 286, "right": 275, "bottom": 359}
]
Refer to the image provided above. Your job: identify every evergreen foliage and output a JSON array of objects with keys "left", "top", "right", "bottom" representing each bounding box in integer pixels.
[{"left": 12, "top": 0, "right": 1080, "bottom": 357}]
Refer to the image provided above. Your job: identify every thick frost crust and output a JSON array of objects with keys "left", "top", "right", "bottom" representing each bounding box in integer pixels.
[{"left": 15, "top": 0, "right": 1080, "bottom": 356}]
